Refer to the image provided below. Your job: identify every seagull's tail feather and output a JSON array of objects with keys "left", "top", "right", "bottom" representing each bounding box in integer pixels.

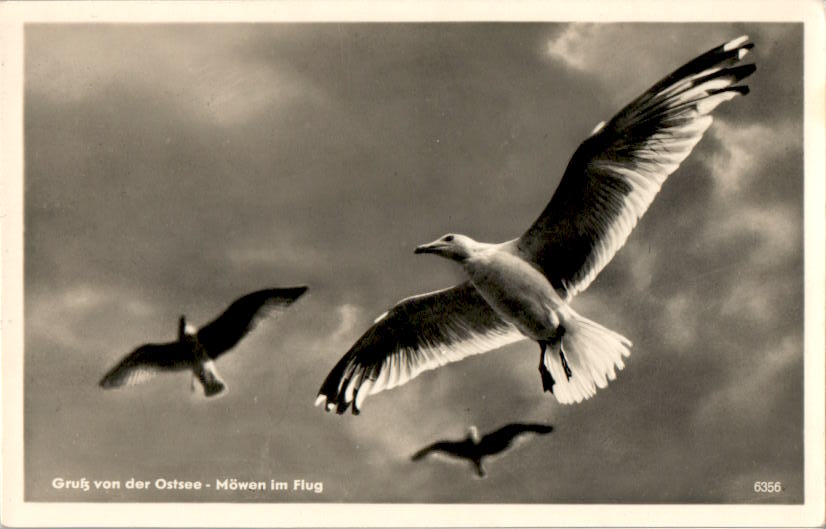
[
  {"left": 196, "top": 360, "right": 227, "bottom": 397},
  {"left": 548, "top": 311, "right": 631, "bottom": 404},
  {"left": 202, "top": 378, "right": 226, "bottom": 397}
]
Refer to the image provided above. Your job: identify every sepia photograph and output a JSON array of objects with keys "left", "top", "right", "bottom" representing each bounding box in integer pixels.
[{"left": 1, "top": 1, "right": 824, "bottom": 527}]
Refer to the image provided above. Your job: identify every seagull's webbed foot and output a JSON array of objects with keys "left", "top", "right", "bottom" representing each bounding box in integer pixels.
[
  {"left": 538, "top": 340, "right": 556, "bottom": 393},
  {"left": 540, "top": 366, "right": 556, "bottom": 393}
]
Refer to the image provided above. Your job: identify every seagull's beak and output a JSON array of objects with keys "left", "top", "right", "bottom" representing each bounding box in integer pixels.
[{"left": 414, "top": 240, "right": 445, "bottom": 255}]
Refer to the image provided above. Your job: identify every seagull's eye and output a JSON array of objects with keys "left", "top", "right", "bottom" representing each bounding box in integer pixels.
[{"left": 444, "top": 235, "right": 454, "bottom": 242}]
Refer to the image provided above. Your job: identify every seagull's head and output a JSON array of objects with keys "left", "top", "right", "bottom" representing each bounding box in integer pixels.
[
  {"left": 414, "top": 233, "right": 476, "bottom": 262},
  {"left": 178, "top": 315, "right": 198, "bottom": 341},
  {"left": 466, "top": 425, "right": 481, "bottom": 444}
]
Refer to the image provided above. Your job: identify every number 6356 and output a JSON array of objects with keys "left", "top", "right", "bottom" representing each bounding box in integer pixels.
[{"left": 753, "top": 481, "right": 783, "bottom": 493}]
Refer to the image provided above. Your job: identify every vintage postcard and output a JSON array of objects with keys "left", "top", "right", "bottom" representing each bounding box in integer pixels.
[{"left": 1, "top": 1, "right": 824, "bottom": 527}]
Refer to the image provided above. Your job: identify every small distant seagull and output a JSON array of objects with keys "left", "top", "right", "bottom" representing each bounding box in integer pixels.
[
  {"left": 99, "top": 287, "right": 308, "bottom": 397},
  {"left": 317, "top": 36, "right": 756, "bottom": 414},
  {"left": 412, "top": 423, "right": 554, "bottom": 478}
]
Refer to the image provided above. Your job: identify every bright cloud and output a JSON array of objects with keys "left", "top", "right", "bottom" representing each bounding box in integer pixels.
[
  {"left": 545, "top": 24, "right": 601, "bottom": 71},
  {"left": 330, "top": 303, "right": 362, "bottom": 343},
  {"left": 704, "top": 202, "right": 801, "bottom": 269},
  {"left": 706, "top": 119, "right": 801, "bottom": 198}
]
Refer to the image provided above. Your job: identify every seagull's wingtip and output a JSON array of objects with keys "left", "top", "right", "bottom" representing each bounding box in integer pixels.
[
  {"left": 723, "top": 35, "right": 749, "bottom": 52},
  {"left": 316, "top": 393, "right": 350, "bottom": 415}
]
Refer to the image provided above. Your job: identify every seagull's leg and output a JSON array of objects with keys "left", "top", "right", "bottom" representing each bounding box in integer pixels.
[
  {"left": 558, "top": 338, "right": 573, "bottom": 381},
  {"left": 538, "top": 340, "right": 556, "bottom": 393}
]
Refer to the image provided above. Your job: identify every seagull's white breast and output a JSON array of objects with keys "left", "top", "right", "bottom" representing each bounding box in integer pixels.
[{"left": 463, "top": 247, "right": 569, "bottom": 341}]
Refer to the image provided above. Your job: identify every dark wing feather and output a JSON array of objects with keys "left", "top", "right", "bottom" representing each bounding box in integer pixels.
[
  {"left": 197, "top": 286, "right": 308, "bottom": 359},
  {"left": 478, "top": 423, "right": 554, "bottom": 456},
  {"left": 99, "top": 342, "right": 190, "bottom": 388},
  {"left": 411, "top": 440, "right": 470, "bottom": 461},
  {"left": 316, "top": 282, "right": 523, "bottom": 415},
  {"left": 516, "top": 36, "right": 755, "bottom": 298}
]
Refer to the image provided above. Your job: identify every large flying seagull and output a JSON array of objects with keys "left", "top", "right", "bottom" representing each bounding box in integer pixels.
[
  {"left": 317, "top": 36, "right": 756, "bottom": 414},
  {"left": 100, "top": 287, "right": 308, "bottom": 396}
]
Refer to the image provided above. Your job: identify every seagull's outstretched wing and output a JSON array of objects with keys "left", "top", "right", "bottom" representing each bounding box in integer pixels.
[
  {"left": 197, "top": 286, "right": 308, "bottom": 359},
  {"left": 316, "top": 282, "right": 523, "bottom": 414},
  {"left": 516, "top": 36, "right": 756, "bottom": 298},
  {"left": 478, "top": 423, "right": 554, "bottom": 456},
  {"left": 411, "top": 440, "right": 470, "bottom": 461},
  {"left": 99, "top": 342, "right": 189, "bottom": 389}
]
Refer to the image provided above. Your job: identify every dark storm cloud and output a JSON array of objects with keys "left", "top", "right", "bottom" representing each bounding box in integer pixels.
[{"left": 24, "top": 23, "right": 803, "bottom": 503}]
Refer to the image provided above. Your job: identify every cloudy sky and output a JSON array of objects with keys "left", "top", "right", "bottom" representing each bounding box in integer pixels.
[{"left": 23, "top": 23, "right": 803, "bottom": 503}]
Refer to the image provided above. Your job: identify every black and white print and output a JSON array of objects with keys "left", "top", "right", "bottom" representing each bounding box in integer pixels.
[{"left": 3, "top": 5, "right": 823, "bottom": 527}]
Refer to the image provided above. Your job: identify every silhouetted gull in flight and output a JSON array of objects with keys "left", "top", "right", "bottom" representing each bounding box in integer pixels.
[
  {"left": 100, "top": 287, "right": 307, "bottom": 397},
  {"left": 317, "top": 36, "right": 756, "bottom": 414},
  {"left": 412, "top": 423, "right": 554, "bottom": 478}
]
